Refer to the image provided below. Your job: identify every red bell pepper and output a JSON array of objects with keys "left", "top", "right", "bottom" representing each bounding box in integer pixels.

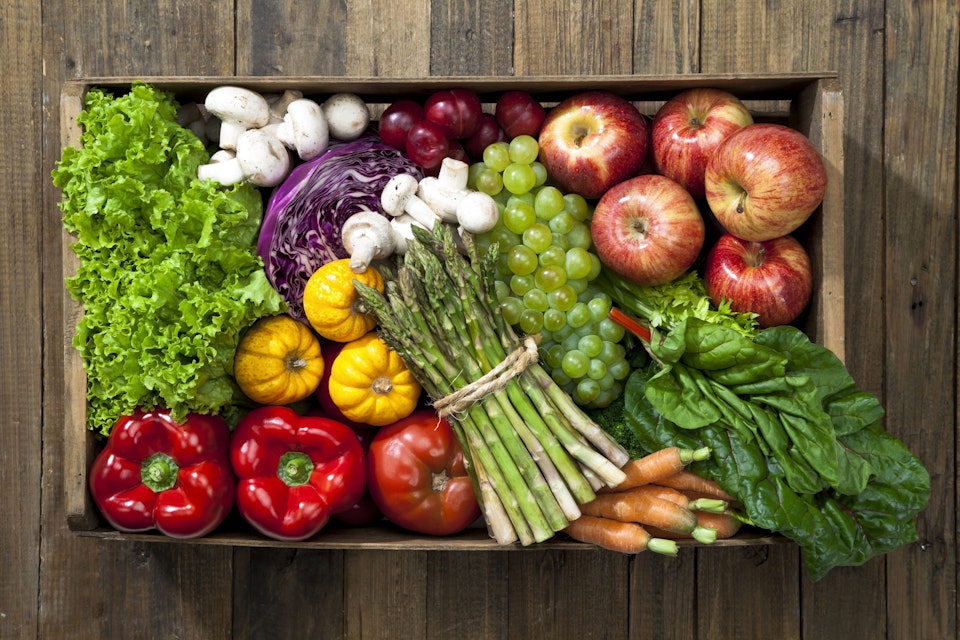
[
  {"left": 88, "top": 409, "right": 236, "bottom": 539},
  {"left": 230, "top": 405, "right": 366, "bottom": 541},
  {"left": 366, "top": 409, "right": 481, "bottom": 535}
]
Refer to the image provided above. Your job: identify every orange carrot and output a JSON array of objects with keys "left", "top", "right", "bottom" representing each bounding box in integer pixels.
[
  {"left": 629, "top": 483, "right": 727, "bottom": 514},
  {"left": 654, "top": 469, "right": 735, "bottom": 502},
  {"left": 646, "top": 510, "right": 743, "bottom": 541},
  {"left": 611, "top": 446, "right": 712, "bottom": 491},
  {"left": 564, "top": 515, "right": 677, "bottom": 556},
  {"left": 581, "top": 488, "right": 700, "bottom": 535}
]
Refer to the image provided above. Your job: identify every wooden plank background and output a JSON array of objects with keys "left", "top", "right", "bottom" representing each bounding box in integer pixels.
[{"left": 0, "top": 0, "right": 955, "bottom": 637}]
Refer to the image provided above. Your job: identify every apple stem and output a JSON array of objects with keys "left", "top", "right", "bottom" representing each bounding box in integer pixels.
[{"left": 736, "top": 192, "right": 747, "bottom": 214}]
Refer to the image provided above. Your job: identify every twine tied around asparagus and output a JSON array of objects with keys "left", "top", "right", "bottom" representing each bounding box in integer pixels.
[{"left": 433, "top": 335, "right": 540, "bottom": 418}]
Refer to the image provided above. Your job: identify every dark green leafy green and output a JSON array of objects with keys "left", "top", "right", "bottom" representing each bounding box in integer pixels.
[
  {"left": 53, "top": 82, "right": 286, "bottom": 436},
  {"left": 620, "top": 319, "right": 929, "bottom": 581}
]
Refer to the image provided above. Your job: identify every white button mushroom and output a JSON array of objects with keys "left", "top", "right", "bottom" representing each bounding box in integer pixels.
[
  {"left": 417, "top": 157, "right": 472, "bottom": 223},
  {"left": 266, "top": 89, "right": 304, "bottom": 123},
  {"left": 321, "top": 93, "right": 371, "bottom": 141},
  {"left": 341, "top": 211, "right": 399, "bottom": 273},
  {"left": 456, "top": 190, "right": 500, "bottom": 234},
  {"left": 389, "top": 213, "right": 423, "bottom": 255},
  {"left": 273, "top": 98, "right": 330, "bottom": 161},
  {"left": 197, "top": 149, "right": 244, "bottom": 185},
  {"left": 380, "top": 173, "right": 443, "bottom": 230},
  {"left": 235, "top": 129, "right": 292, "bottom": 187},
  {"left": 203, "top": 86, "right": 271, "bottom": 150}
]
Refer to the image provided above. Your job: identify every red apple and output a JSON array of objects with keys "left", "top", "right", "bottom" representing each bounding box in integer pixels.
[
  {"left": 495, "top": 90, "right": 547, "bottom": 139},
  {"left": 590, "top": 174, "right": 705, "bottom": 286},
  {"left": 704, "top": 233, "right": 813, "bottom": 328},
  {"left": 537, "top": 91, "right": 649, "bottom": 199},
  {"left": 651, "top": 88, "right": 754, "bottom": 200},
  {"left": 704, "top": 123, "right": 827, "bottom": 241}
]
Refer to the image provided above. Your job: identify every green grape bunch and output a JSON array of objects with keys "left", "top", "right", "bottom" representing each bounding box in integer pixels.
[{"left": 470, "top": 135, "right": 632, "bottom": 408}]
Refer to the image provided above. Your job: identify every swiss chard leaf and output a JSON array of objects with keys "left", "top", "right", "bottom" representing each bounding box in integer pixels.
[{"left": 621, "top": 320, "right": 929, "bottom": 581}]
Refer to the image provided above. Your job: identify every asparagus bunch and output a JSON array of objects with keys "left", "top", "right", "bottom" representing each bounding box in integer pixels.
[{"left": 354, "top": 224, "right": 629, "bottom": 546}]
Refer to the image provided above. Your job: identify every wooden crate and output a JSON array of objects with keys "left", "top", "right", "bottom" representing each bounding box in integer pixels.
[{"left": 60, "top": 74, "right": 844, "bottom": 548}]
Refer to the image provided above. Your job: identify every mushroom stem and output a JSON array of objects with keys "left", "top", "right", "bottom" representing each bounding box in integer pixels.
[{"left": 341, "top": 211, "right": 398, "bottom": 273}]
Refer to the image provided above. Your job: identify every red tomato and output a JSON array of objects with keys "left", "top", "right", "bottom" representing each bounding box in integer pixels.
[{"left": 366, "top": 409, "right": 480, "bottom": 535}]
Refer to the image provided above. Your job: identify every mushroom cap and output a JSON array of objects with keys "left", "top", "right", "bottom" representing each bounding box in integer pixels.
[
  {"left": 322, "top": 93, "right": 371, "bottom": 141},
  {"left": 456, "top": 191, "right": 500, "bottom": 234},
  {"left": 341, "top": 211, "right": 397, "bottom": 273},
  {"left": 277, "top": 99, "right": 330, "bottom": 161},
  {"left": 380, "top": 173, "right": 421, "bottom": 216},
  {"left": 204, "top": 86, "right": 271, "bottom": 129},
  {"left": 236, "top": 129, "right": 292, "bottom": 187}
]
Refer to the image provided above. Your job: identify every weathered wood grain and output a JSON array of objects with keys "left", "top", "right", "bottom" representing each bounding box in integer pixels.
[
  {"left": 237, "top": 0, "right": 347, "bottom": 75},
  {"left": 233, "top": 549, "right": 345, "bottom": 639},
  {"left": 514, "top": 1, "right": 635, "bottom": 76},
  {"left": 882, "top": 2, "right": 959, "bottom": 639},
  {"left": 1, "top": 0, "right": 43, "bottom": 637},
  {"left": 428, "top": 0, "right": 514, "bottom": 76},
  {"left": 507, "top": 549, "right": 630, "bottom": 639}
]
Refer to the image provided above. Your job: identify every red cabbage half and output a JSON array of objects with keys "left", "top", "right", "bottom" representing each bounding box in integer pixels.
[{"left": 258, "top": 134, "right": 423, "bottom": 320}]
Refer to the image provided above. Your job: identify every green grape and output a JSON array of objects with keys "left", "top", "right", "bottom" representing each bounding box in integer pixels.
[
  {"left": 542, "top": 343, "right": 566, "bottom": 369},
  {"left": 598, "top": 317, "right": 626, "bottom": 342},
  {"left": 510, "top": 273, "right": 535, "bottom": 296},
  {"left": 564, "top": 247, "right": 594, "bottom": 280},
  {"left": 503, "top": 162, "right": 537, "bottom": 195},
  {"left": 522, "top": 223, "right": 553, "bottom": 254},
  {"left": 551, "top": 369, "right": 573, "bottom": 387},
  {"left": 597, "top": 372, "right": 616, "bottom": 391},
  {"left": 543, "top": 308, "right": 567, "bottom": 332},
  {"left": 538, "top": 245, "right": 566, "bottom": 267},
  {"left": 564, "top": 193, "right": 590, "bottom": 221},
  {"left": 519, "top": 309, "right": 543, "bottom": 334},
  {"left": 567, "top": 277, "right": 589, "bottom": 295},
  {"left": 567, "top": 302, "right": 591, "bottom": 329},
  {"left": 608, "top": 358, "right": 631, "bottom": 381},
  {"left": 535, "top": 264, "right": 567, "bottom": 292},
  {"left": 560, "top": 332, "right": 580, "bottom": 354},
  {"left": 534, "top": 186, "right": 565, "bottom": 220},
  {"left": 475, "top": 168, "right": 504, "bottom": 196},
  {"left": 522, "top": 288, "right": 549, "bottom": 312},
  {"left": 483, "top": 142, "right": 511, "bottom": 172},
  {"left": 550, "top": 234, "right": 570, "bottom": 251},
  {"left": 566, "top": 221, "right": 592, "bottom": 249},
  {"left": 575, "top": 379, "right": 601, "bottom": 405},
  {"left": 548, "top": 211, "right": 576, "bottom": 235},
  {"left": 586, "top": 252, "right": 603, "bottom": 281},
  {"left": 588, "top": 294, "right": 612, "bottom": 321},
  {"left": 508, "top": 135, "right": 539, "bottom": 165},
  {"left": 577, "top": 334, "right": 603, "bottom": 358},
  {"left": 507, "top": 245, "right": 538, "bottom": 276},
  {"left": 500, "top": 296, "right": 524, "bottom": 325},
  {"left": 503, "top": 201, "right": 536, "bottom": 234},
  {"left": 546, "top": 284, "right": 577, "bottom": 311},
  {"left": 507, "top": 192, "right": 536, "bottom": 208},
  {"left": 587, "top": 358, "right": 607, "bottom": 381},
  {"left": 598, "top": 340, "right": 626, "bottom": 365},
  {"left": 467, "top": 162, "right": 485, "bottom": 189},
  {"left": 530, "top": 161, "right": 548, "bottom": 187},
  {"left": 561, "top": 350, "right": 590, "bottom": 379},
  {"left": 593, "top": 384, "right": 620, "bottom": 408},
  {"left": 494, "top": 279, "right": 510, "bottom": 302}
]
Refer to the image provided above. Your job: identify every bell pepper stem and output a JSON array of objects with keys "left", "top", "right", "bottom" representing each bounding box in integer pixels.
[
  {"left": 278, "top": 451, "right": 315, "bottom": 487},
  {"left": 141, "top": 452, "right": 180, "bottom": 493}
]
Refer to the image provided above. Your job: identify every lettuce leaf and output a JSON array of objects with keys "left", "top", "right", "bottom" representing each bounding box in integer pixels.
[
  {"left": 53, "top": 82, "right": 286, "bottom": 436},
  {"left": 622, "top": 320, "right": 930, "bottom": 581}
]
